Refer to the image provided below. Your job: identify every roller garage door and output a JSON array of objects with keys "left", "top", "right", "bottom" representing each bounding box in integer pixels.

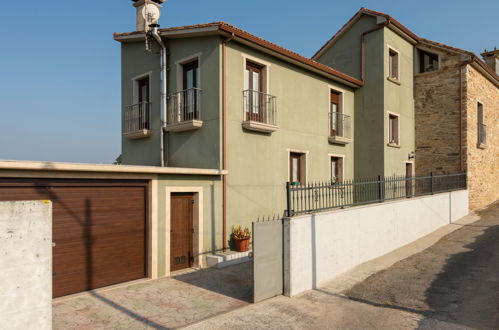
[{"left": 0, "top": 179, "right": 148, "bottom": 298}]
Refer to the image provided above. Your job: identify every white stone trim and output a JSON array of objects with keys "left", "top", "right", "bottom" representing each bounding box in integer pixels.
[
  {"left": 241, "top": 52, "right": 271, "bottom": 94},
  {"left": 286, "top": 149, "right": 309, "bottom": 184},
  {"left": 387, "top": 44, "right": 401, "bottom": 81},
  {"left": 175, "top": 52, "right": 202, "bottom": 92},
  {"left": 387, "top": 111, "right": 401, "bottom": 146},
  {"left": 328, "top": 153, "right": 345, "bottom": 181},
  {"left": 164, "top": 186, "right": 204, "bottom": 275},
  {"left": 0, "top": 160, "right": 227, "bottom": 176}
]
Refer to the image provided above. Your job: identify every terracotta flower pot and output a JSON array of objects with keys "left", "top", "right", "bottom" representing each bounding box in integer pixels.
[{"left": 234, "top": 238, "right": 250, "bottom": 252}]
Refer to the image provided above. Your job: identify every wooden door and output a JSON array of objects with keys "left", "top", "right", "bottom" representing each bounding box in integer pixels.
[
  {"left": 406, "top": 163, "right": 413, "bottom": 197},
  {"left": 170, "top": 193, "right": 194, "bottom": 272}
]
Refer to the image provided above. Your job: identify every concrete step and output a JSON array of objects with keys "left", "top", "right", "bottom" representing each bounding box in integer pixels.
[{"left": 206, "top": 250, "right": 252, "bottom": 268}]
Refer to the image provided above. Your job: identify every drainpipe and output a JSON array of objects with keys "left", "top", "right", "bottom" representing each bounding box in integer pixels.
[
  {"left": 148, "top": 24, "right": 168, "bottom": 167},
  {"left": 222, "top": 33, "right": 234, "bottom": 251}
]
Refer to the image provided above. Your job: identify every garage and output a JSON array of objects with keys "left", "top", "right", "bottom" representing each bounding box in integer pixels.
[{"left": 0, "top": 178, "right": 148, "bottom": 298}]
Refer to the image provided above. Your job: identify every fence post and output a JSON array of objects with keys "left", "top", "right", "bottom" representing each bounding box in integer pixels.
[
  {"left": 430, "top": 172, "right": 433, "bottom": 194},
  {"left": 377, "top": 175, "right": 384, "bottom": 202},
  {"left": 286, "top": 182, "right": 292, "bottom": 217}
]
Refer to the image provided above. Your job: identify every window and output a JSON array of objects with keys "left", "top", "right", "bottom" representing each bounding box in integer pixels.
[
  {"left": 389, "top": 49, "right": 399, "bottom": 80},
  {"left": 418, "top": 49, "right": 439, "bottom": 73},
  {"left": 477, "top": 102, "right": 486, "bottom": 146},
  {"left": 330, "top": 90, "right": 342, "bottom": 136},
  {"left": 330, "top": 157, "right": 343, "bottom": 183},
  {"left": 245, "top": 61, "right": 264, "bottom": 122},
  {"left": 181, "top": 60, "right": 200, "bottom": 121},
  {"left": 137, "top": 77, "right": 150, "bottom": 104},
  {"left": 388, "top": 113, "right": 399, "bottom": 145},
  {"left": 289, "top": 152, "right": 305, "bottom": 185}
]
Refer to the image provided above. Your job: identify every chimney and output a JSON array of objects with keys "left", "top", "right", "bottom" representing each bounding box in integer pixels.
[
  {"left": 132, "top": 0, "right": 165, "bottom": 32},
  {"left": 481, "top": 47, "right": 499, "bottom": 75}
]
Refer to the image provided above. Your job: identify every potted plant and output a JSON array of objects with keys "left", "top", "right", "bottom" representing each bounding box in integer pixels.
[{"left": 232, "top": 225, "right": 251, "bottom": 252}]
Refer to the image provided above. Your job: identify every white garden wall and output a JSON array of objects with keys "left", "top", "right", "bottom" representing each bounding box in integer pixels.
[
  {"left": 0, "top": 201, "right": 52, "bottom": 330},
  {"left": 284, "top": 190, "right": 468, "bottom": 296}
]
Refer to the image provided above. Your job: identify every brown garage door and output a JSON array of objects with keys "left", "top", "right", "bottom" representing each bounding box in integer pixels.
[{"left": 0, "top": 179, "right": 148, "bottom": 298}]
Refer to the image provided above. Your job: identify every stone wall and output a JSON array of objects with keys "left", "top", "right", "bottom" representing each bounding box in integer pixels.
[
  {"left": 464, "top": 65, "right": 499, "bottom": 210},
  {"left": 414, "top": 48, "right": 463, "bottom": 176}
]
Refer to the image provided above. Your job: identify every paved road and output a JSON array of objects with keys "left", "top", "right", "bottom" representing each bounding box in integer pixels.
[
  {"left": 187, "top": 202, "right": 499, "bottom": 330},
  {"left": 53, "top": 262, "right": 252, "bottom": 330}
]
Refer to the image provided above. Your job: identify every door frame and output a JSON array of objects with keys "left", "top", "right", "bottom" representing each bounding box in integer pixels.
[{"left": 164, "top": 186, "right": 204, "bottom": 275}]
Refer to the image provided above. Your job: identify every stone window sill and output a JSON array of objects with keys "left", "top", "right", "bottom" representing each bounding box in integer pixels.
[
  {"left": 387, "top": 142, "right": 401, "bottom": 148},
  {"left": 242, "top": 121, "right": 278, "bottom": 133},
  {"left": 477, "top": 143, "right": 487, "bottom": 149},
  {"left": 124, "top": 129, "right": 152, "bottom": 140},
  {"left": 387, "top": 76, "right": 401, "bottom": 85}
]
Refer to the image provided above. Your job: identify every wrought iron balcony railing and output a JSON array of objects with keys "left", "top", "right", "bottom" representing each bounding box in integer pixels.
[
  {"left": 124, "top": 102, "right": 151, "bottom": 139},
  {"left": 329, "top": 112, "right": 352, "bottom": 143},
  {"left": 166, "top": 88, "right": 202, "bottom": 132},
  {"left": 242, "top": 89, "right": 277, "bottom": 132}
]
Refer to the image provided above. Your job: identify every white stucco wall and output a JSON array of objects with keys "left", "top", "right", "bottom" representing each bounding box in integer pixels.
[
  {"left": 284, "top": 190, "right": 468, "bottom": 296},
  {"left": 0, "top": 201, "right": 52, "bottom": 330}
]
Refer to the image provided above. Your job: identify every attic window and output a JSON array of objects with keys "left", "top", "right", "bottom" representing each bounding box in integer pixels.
[
  {"left": 418, "top": 49, "right": 439, "bottom": 73},
  {"left": 389, "top": 49, "right": 399, "bottom": 80}
]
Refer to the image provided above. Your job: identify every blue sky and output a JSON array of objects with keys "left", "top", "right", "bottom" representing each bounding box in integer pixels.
[{"left": 0, "top": 0, "right": 496, "bottom": 163}]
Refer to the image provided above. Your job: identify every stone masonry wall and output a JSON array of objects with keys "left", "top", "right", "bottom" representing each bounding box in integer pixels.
[
  {"left": 414, "top": 49, "right": 463, "bottom": 176},
  {"left": 465, "top": 64, "right": 499, "bottom": 210}
]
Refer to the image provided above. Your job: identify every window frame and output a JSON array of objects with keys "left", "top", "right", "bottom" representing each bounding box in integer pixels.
[
  {"left": 417, "top": 49, "right": 440, "bottom": 74},
  {"left": 287, "top": 149, "right": 308, "bottom": 186},
  {"left": 175, "top": 52, "right": 202, "bottom": 92},
  {"left": 477, "top": 101, "right": 486, "bottom": 147},
  {"left": 388, "top": 47, "right": 400, "bottom": 81},
  {"left": 387, "top": 112, "right": 400, "bottom": 146},
  {"left": 329, "top": 154, "right": 345, "bottom": 184},
  {"left": 131, "top": 71, "right": 152, "bottom": 105}
]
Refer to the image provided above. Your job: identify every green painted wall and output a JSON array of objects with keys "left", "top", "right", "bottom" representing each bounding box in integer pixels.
[
  {"left": 316, "top": 15, "right": 377, "bottom": 80},
  {"left": 382, "top": 28, "right": 415, "bottom": 176},
  {"left": 316, "top": 15, "right": 415, "bottom": 179},
  {"left": 120, "top": 36, "right": 221, "bottom": 169},
  {"left": 224, "top": 41, "right": 356, "bottom": 232},
  {"left": 156, "top": 175, "right": 222, "bottom": 277}
]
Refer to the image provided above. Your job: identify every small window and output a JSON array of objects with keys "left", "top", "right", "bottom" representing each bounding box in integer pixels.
[
  {"left": 389, "top": 49, "right": 399, "bottom": 80},
  {"left": 289, "top": 152, "right": 305, "bottom": 186},
  {"left": 330, "top": 157, "right": 343, "bottom": 183},
  {"left": 388, "top": 114, "right": 399, "bottom": 145},
  {"left": 418, "top": 49, "right": 439, "bottom": 73},
  {"left": 477, "top": 102, "right": 486, "bottom": 146}
]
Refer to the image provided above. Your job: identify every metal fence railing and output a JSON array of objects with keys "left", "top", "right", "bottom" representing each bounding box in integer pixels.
[
  {"left": 243, "top": 89, "right": 277, "bottom": 126},
  {"left": 124, "top": 102, "right": 151, "bottom": 134},
  {"left": 167, "top": 88, "right": 202, "bottom": 125},
  {"left": 286, "top": 172, "right": 467, "bottom": 217},
  {"left": 329, "top": 112, "right": 351, "bottom": 140}
]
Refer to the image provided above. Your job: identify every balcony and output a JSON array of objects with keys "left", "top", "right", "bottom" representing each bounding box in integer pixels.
[
  {"left": 124, "top": 102, "right": 152, "bottom": 139},
  {"left": 165, "top": 88, "right": 203, "bottom": 132},
  {"left": 242, "top": 89, "right": 278, "bottom": 133},
  {"left": 478, "top": 123, "right": 487, "bottom": 148},
  {"left": 328, "top": 112, "right": 352, "bottom": 144}
]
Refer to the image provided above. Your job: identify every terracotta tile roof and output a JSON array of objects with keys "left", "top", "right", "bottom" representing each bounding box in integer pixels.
[{"left": 114, "top": 22, "right": 363, "bottom": 87}]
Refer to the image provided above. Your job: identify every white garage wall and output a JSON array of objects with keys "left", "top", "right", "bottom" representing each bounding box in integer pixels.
[
  {"left": 0, "top": 201, "right": 52, "bottom": 330},
  {"left": 284, "top": 190, "right": 468, "bottom": 296}
]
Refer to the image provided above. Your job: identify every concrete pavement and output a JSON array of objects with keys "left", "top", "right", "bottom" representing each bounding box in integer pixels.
[{"left": 186, "top": 202, "right": 499, "bottom": 330}]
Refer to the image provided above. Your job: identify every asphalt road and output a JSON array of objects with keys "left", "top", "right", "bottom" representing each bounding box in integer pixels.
[
  {"left": 345, "top": 201, "right": 499, "bottom": 329},
  {"left": 187, "top": 201, "right": 499, "bottom": 329}
]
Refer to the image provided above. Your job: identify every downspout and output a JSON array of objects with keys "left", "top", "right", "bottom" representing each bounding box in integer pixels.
[
  {"left": 222, "top": 33, "right": 234, "bottom": 251},
  {"left": 148, "top": 24, "right": 168, "bottom": 167}
]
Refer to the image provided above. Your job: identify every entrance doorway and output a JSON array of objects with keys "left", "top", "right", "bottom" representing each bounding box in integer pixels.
[{"left": 170, "top": 193, "right": 194, "bottom": 272}]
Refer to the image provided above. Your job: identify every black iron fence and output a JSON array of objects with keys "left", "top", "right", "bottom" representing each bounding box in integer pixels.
[{"left": 286, "top": 172, "right": 467, "bottom": 217}]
